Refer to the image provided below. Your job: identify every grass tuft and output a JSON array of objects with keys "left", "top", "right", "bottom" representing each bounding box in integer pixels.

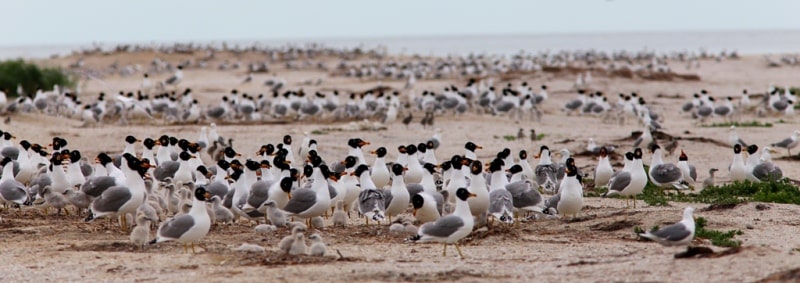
[
  {"left": 701, "top": 121, "right": 773, "bottom": 128},
  {"left": 695, "top": 217, "right": 743, "bottom": 248}
]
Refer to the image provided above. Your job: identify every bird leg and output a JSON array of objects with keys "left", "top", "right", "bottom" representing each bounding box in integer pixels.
[
  {"left": 183, "top": 243, "right": 188, "bottom": 253},
  {"left": 454, "top": 244, "right": 465, "bottom": 259},
  {"left": 633, "top": 195, "right": 637, "bottom": 209},
  {"left": 442, "top": 244, "right": 447, "bottom": 257},
  {"left": 191, "top": 242, "right": 196, "bottom": 254}
]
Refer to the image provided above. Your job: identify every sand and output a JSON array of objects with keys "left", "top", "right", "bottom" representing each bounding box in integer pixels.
[{"left": 1, "top": 50, "right": 800, "bottom": 282}]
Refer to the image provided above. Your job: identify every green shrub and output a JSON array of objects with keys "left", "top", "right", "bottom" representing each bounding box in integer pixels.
[
  {"left": 0, "top": 59, "right": 74, "bottom": 97},
  {"left": 695, "top": 217, "right": 743, "bottom": 248}
]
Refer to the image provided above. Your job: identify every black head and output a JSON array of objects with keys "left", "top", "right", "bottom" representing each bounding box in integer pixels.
[
  {"left": 283, "top": 135, "right": 292, "bottom": 145},
  {"left": 455, "top": 188, "right": 476, "bottom": 201},
  {"left": 405, "top": 144, "right": 417, "bottom": 155},
  {"left": 260, "top": 160, "right": 271, "bottom": 169},
  {"left": 439, "top": 161, "right": 452, "bottom": 171},
  {"left": 538, "top": 145, "right": 550, "bottom": 156},
  {"left": 125, "top": 135, "right": 138, "bottom": 144},
  {"left": 648, "top": 144, "right": 661, "bottom": 154},
  {"left": 488, "top": 159, "right": 504, "bottom": 173},
  {"left": 519, "top": 150, "right": 528, "bottom": 160},
  {"left": 280, "top": 177, "right": 294, "bottom": 193},
  {"left": 679, "top": 150, "right": 688, "bottom": 161},
  {"left": 19, "top": 140, "right": 31, "bottom": 150},
  {"left": 196, "top": 165, "right": 209, "bottom": 176},
  {"left": 245, "top": 159, "right": 261, "bottom": 171},
  {"left": 423, "top": 162, "right": 437, "bottom": 174},
  {"left": 353, "top": 164, "right": 370, "bottom": 177},
  {"left": 633, "top": 148, "right": 643, "bottom": 159},
  {"left": 508, "top": 164, "right": 523, "bottom": 174},
  {"left": 303, "top": 165, "right": 314, "bottom": 178},
  {"left": 497, "top": 148, "right": 511, "bottom": 159},
  {"left": 470, "top": 160, "right": 483, "bottom": 175},
  {"left": 158, "top": 135, "right": 170, "bottom": 146},
  {"left": 338, "top": 156, "right": 356, "bottom": 169},
  {"left": 143, "top": 138, "right": 156, "bottom": 150},
  {"left": 0, "top": 157, "right": 12, "bottom": 167},
  {"left": 96, "top": 153, "right": 113, "bottom": 165},
  {"left": 747, "top": 144, "right": 759, "bottom": 155},
  {"left": 224, "top": 147, "right": 239, "bottom": 158},
  {"left": 426, "top": 140, "right": 435, "bottom": 150},
  {"left": 194, "top": 187, "right": 211, "bottom": 201},
  {"left": 566, "top": 165, "right": 578, "bottom": 177},
  {"left": 69, "top": 150, "right": 81, "bottom": 163},
  {"left": 371, "top": 147, "right": 387, "bottom": 158},
  {"left": 417, "top": 143, "right": 427, "bottom": 153},
  {"left": 411, "top": 194, "right": 424, "bottom": 209},
  {"left": 733, "top": 144, "right": 741, "bottom": 154},
  {"left": 397, "top": 145, "right": 407, "bottom": 154},
  {"left": 169, "top": 137, "right": 178, "bottom": 146},
  {"left": 391, "top": 163, "right": 405, "bottom": 176},
  {"left": 465, "top": 142, "right": 481, "bottom": 152},
  {"left": 599, "top": 147, "right": 608, "bottom": 157},
  {"left": 216, "top": 160, "right": 230, "bottom": 171},
  {"left": 348, "top": 138, "right": 369, "bottom": 149},
  {"left": 179, "top": 151, "right": 193, "bottom": 161}
]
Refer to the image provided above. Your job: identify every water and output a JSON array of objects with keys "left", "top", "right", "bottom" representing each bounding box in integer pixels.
[{"left": 2, "top": 30, "right": 798, "bottom": 60}]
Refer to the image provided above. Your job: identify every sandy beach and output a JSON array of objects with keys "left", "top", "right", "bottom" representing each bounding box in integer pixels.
[{"left": 1, "top": 48, "right": 800, "bottom": 282}]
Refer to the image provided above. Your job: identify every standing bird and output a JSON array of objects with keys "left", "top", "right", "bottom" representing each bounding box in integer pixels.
[
  {"left": 771, "top": 130, "right": 800, "bottom": 155},
  {"left": 648, "top": 145, "right": 689, "bottom": 190},
  {"left": 593, "top": 147, "right": 614, "bottom": 188},
  {"left": 370, "top": 147, "right": 391, "bottom": 189},
  {"left": 639, "top": 207, "right": 696, "bottom": 247},
  {"left": 602, "top": 149, "right": 647, "bottom": 208},
  {"left": 383, "top": 164, "right": 411, "bottom": 223},
  {"left": 165, "top": 66, "right": 184, "bottom": 87},
  {"left": 702, "top": 168, "right": 718, "bottom": 189},
  {"left": 676, "top": 150, "right": 697, "bottom": 184},
  {"left": 151, "top": 187, "right": 212, "bottom": 253},
  {"left": 307, "top": 233, "right": 327, "bottom": 256},
  {"left": 728, "top": 126, "right": 747, "bottom": 148},
  {"left": 402, "top": 112, "right": 413, "bottom": 129},
  {"left": 130, "top": 212, "right": 153, "bottom": 251},
  {"left": 408, "top": 188, "right": 476, "bottom": 259},
  {"left": 729, "top": 144, "right": 747, "bottom": 182},
  {"left": 556, "top": 164, "right": 583, "bottom": 219}
]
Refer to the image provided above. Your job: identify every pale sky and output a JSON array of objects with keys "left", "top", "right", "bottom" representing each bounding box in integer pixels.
[{"left": 3, "top": 0, "right": 800, "bottom": 46}]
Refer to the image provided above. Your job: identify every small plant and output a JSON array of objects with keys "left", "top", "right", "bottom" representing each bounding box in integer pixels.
[
  {"left": 310, "top": 130, "right": 326, "bottom": 135},
  {"left": 536, "top": 133, "right": 546, "bottom": 140},
  {"left": 503, "top": 135, "right": 516, "bottom": 141},
  {"left": 0, "top": 59, "right": 74, "bottom": 97},
  {"left": 695, "top": 217, "right": 743, "bottom": 248},
  {"left": 701, "top": 121, "right": 773, "bottom": 128}
]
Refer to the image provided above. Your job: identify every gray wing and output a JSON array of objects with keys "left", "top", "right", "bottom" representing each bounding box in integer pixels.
[
  {"left": 608, "top": 171, "right": 632, "bottom": 193},
  {"left": 488, "top": 189, "right": 514, "bottom": 214},
  {"left": 328, "top": 184, "right": 337, "bottom": 199},
  {"left": 406, "top": 183, "right": 424, "bottom": 197},
  {"left": 688, "top": 165, "right": 697, "bottom": 182},
  {"left": 80, "top": 162, "right": 93, "bottom": 177},
  {"left": 382, "top": 189, "right": 393, "bottom": 208},
  {"left": 555, "top": 163, "right": 566, "bottom": 180},
  {"left": 158, "top": 214, "right": 195, "bottom": 239},
  {"left": 651, "top": 164, "right": 683, "bottom": 184},
  {"left": 358, "top": 188, "right": 385, "bottom": 214},
  {"left": 246, "top": 180, "right": 272, "bottom": 208},
  {"left": 81, "top": 176, "right": 117, "bottom": 197},
  {"left": 736, "top": 138, "right": 747, "bottom": 147},
  {"left": 772, "top": 137, "right": 794, "bottom": 148},
  {"left": 544, "top": 193, "right": 561, "bottom": 212},
  {"left": 535, "top": 165, "right": 557, "bottom": 188},
  {"left": 91, "top": 186, "right": 131, "bottom": 213},
  {"left": 1, "top": 147, "right": 19, "bottom": 160},
  {"left": 650, "top": 222, "right": 691, "bottom": 241},
  {"left": 206, "top": 107, "right": 225, "bottom": 118},
  {"left": 420, "top": 215, "right": 464, "bottom": 238},
  {"left": 153, "top": 161, "right": 180, "bottom": 181},
  {"left": 432, "top": 192, "right": 445, "bottom": 215},
  {"left": 506, "top": 180, "right": 542, "bottom": 209},
  {"left": 0, "top": 180, "right": 28, "bottom": 204},
  {"left": 205, "top": 181, "right": 228, "bottom": 199},
  {"left": 282, "top": 188, "right": 317, "bottom": 214},
  {"left": 753, "top": 162, "right": 783, "bottom": 181}
]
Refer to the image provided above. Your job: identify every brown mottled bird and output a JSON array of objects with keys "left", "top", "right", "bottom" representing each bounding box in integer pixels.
[
  {"left": 517, "top": 128, "right": 525, "bottom": 142},
  {"left": 402, "top": 112, "right": 413, "bottom": 129},
  {"left": 530, "top": 129, "right": 537, "bottom": 142}
]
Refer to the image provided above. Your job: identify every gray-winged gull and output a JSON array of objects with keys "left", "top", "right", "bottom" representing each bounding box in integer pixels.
[{"left": 409, "top": 188, "right": 476, "bottom": 258}]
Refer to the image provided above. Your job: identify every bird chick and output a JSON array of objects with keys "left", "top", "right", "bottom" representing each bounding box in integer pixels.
[
  {"left": 289, "top": 232, "right": 308, "bottom": 255},
  {"left": 310, "top": 216, "right": 325, "bottom": 229},
  {"left": 332, "top": 200, "right": 347, "bottom": 227},
  {"left": 307, "top": 233, "right": 327, "bottom": 256},
  {"left": 261, "top": 200, "right": 287, "bottom": 227},
  {"left": 702, "top": 168, "right": 719, "bottom": 189},
  {"left": 278, "top": 226, "right": 305, "bottom": 254},
  {"left": 210, "top": 196, "right": 234, "bottom": 224},
  {"left": 129, "top": 212, "right": 152, "bottom": 251},
  {"left": 254, "top": 224, "right": 277, "bottom": 235}
]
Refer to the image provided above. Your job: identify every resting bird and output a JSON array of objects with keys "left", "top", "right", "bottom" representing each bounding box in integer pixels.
[
  {"left": 408, "top": 188, "right": 476, "bottom": 259},
  {"left": 639, "top": 207, "right": 695, "bottom": 247}
]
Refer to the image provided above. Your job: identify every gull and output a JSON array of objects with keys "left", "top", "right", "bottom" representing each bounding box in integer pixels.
[
  {"left": 648, "top": 145, "right": 689, "bottom": 189},
  {"left": 332, "top": 200, "right": 347, "bottom": 227},
  {"left": 383, "top": 164, "right": 411, "bottom": 223},
  {"left": 466, "top": 160, "right": 490, "bottom": 221},
  {"left": 354, "top": 164, "right": 386, "bottom": 224},
  {"left": 770, "top": 130, "right": 800, "bottom": 155},
  {"left": 152, "top": 186, "right": 212, "bottom": 253},
  {"left": 534, "top": 145, "right": 558, "bottom": 193},
  {"left": 369, "top": 147, "right": 391, "bottom": 189},
  {"left": 282, "top": 157, "right": 332, "bottom": 224},
  {"left": 676, "top": 150, "right": 697, "bottom": 183},
  {"left": 728, "top": 126, "right": 747, "bottom": 148},
  {"left": 729, "top": 144, "right": 747, "bottom": 182},
  {"left": 594, "top": 147, "right": 614, "bottom": 187},
  {"left": 556, "top": 164, "right": 583, "bottom": 219},
  {"left": 209, "top": 195, "right": 234, "bottom": 225},
  {"left": 602, "top": 149, "right": 647, "bottom": 208},
  {"left": 487, "top": 159, "right": 515, "bottom": 223},
  {"left": 639, "top": 207, "right": 695, "bottom": 247},
  {"left": 408, "top": 188, "right": 476, "bottom": 259}
]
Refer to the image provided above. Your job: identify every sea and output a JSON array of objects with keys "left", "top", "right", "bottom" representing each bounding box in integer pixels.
[{"left": 1, "top": 30, "right": 799, "bottom": 60}]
